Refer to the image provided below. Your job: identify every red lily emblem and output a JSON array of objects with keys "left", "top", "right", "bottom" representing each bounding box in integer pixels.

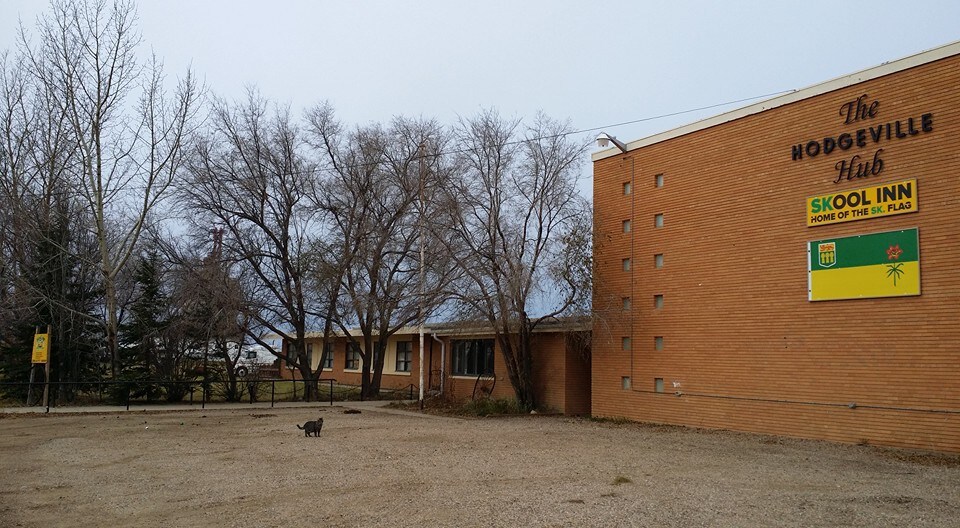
[{"left": 887, "top": 244, "right": 903, "bottom": 260}]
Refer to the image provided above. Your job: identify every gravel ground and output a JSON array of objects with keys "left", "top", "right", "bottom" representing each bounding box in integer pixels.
[{"left": 1, "top": 405, "right": 958, "bottom": 528}]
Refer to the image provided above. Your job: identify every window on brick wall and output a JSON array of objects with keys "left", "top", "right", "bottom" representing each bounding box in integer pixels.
[
  {"left": 622, "top": 219, "right": 631, "bottom": 233},
  {"left": 395, "top": 341, "right": 412, "bottom": 372},
  {"left": 285, "top": 342, "right": 296, "bottom": 368},
  {"left": 654, "top": 254, "right": 664, "bottom": 268},
  {"left": 322, "top": 343, "right": 333, "bottom": 370},
  {"left": 622, "top": 297, "right": 631, "bottom": 311},
  {"left": 655, "top": 378, "right": 664, "bottom": 393},
  {"left": 621, "top": 337, "right": 631, "bottom": 350},
  {"left": 654, "top": 336, "right": 664, "bottom": 351},
  {"left": 655, "top": 173, "right": 664, "bottom": 187},
  {"left": 623, "top": 181, "right": 631, "bottom": 195},
  {"left": 371, "top": 342, "right": 382, "bottom": 371},
  {"left": 622, "top": 258, "right": 631, "bottom": 271},
  {"left": 345, "top": 342, "right": 360, "bottom": 370},
  {"left": 654, "top": 294, "right": 664, "bottom": 309},
  {"left": 654, "top": 213, "right": 664, "bottom": 228},
  {"left": 452, "top": 339, "right": 494, "bottom": 377}
]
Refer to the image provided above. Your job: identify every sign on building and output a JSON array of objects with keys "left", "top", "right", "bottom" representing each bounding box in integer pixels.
[
  {"left": 808, "top": 228, "right": 920, "bottom": 301},
  {"left": 806, "top": 179, "right": 918, "bottom": 227}
]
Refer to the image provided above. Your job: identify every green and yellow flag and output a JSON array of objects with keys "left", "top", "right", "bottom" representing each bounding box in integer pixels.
[{"left": 808, "top": 228, "right": 920, "bottom": 301}]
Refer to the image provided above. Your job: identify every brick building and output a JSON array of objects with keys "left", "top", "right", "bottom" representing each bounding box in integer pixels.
[
  {"left": 591, "top": 42, "right": 960, "bottom": 452},
  {"left": 279, "top": 318, "right": 591, "bottom": 415}
]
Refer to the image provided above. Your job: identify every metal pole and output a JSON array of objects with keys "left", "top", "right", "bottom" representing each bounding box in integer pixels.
[
  {"left": 27, "top": 365, "right": 36, "bottom": 406},
  {"left": 202, "top": 338, "right": 208, "bottom": 409},
  {"left": 27, "top": 326, "right": 38, "bottom": 405},
  {"left": 271, "top": 380, "right": 275, "bottom": 408},
  {"left": 418, "top": 142, "right": 426, "bottom": 408},
  {"left": 42, "top": 324, "right": 52, "bottom": 410}
]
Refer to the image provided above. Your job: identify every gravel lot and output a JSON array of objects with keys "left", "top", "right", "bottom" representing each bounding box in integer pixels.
[{"left": 1, "top": 404, "right": 958, "bottom": 527}]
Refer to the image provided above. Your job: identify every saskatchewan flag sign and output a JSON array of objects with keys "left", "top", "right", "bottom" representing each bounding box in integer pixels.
[{"left": 808, "top": 228, "right": 920, "bottom": 301}]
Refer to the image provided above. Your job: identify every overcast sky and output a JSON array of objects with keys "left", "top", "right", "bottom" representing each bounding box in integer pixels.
[{"left": 3, "top": 0, "right": 960, "bottom": 190}]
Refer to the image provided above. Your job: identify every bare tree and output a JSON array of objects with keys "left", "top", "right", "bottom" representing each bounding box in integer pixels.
[
  {"left": 20, "top": 0, "right": 200, "bottom": 376},
  {"left": 181, "top": 91, "right": 327, "bottom": 400},
  {"left": 161, "top": 228, "right": 254, "bottom": 401},
  {"left": 307, "top": 106, "right": 454, "bottom": 398},
  {"left": 0, "top": 51, "right": 34, "bottom": 334},
  {"left": 1, "top": 45, "right": 104, "bottom": 391},
  {"left": 439, "top": 109, "right": 589, "bottom": 409}
]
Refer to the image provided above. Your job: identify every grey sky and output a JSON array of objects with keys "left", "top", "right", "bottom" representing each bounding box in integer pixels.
[{"left": 3, "top": 1, "right": 960, "bottom": 180}]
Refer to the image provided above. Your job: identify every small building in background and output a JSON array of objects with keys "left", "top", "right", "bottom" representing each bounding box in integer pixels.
[{"left": 278, "top": 318, "right": 591, "bottom": 415}]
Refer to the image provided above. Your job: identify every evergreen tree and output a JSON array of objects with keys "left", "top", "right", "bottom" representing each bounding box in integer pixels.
[
  {"left": 0, "top": 207, "right": 103, "bottom": 404},
  {"left": 117, "top": 251, "right": 167, "bottom": 400}
]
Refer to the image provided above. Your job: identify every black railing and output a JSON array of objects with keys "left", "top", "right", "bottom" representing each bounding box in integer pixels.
[{"left": 0, "top": 378, "right": 417, "bottom": 412}]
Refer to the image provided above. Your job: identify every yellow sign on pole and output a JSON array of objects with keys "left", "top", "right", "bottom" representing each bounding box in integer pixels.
[{"left": 32, "top": 333, "right": 49, "bottom": 364}]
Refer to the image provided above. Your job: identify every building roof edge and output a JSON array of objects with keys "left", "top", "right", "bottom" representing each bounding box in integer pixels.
[{"left": 591, "top": 40, "right": 960, "bottom": 162}]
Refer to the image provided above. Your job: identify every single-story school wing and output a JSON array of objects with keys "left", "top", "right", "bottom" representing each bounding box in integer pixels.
[
  {"left": 278, "top": 318, "right": 591, "bottom": 415},
  {"left": 591, "top": 41, "right": 960, "bottom": 452}
]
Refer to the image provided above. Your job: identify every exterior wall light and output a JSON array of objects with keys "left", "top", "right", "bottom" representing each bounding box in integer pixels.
[{"left": 596, "top": 132, "right": 628, "bottom": 153}]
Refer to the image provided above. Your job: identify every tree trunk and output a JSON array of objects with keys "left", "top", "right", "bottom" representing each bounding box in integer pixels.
[
  {"left": 497, "top": 323, "right": 537, "bottom": 410},
  {"left": 104, "top": 278, "right": 119, "bottom": 378},
  {"left": 296, "top": 360, "right": 318, "bottom": 401}
]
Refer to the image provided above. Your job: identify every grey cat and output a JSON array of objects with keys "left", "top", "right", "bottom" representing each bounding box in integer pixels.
[{"left": 296, "top": 417, "right": 323, "bottom": 437}]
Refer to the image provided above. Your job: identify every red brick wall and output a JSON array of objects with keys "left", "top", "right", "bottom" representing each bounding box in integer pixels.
[
  {"left": 592, "top": 54, "right": 960, "bottom": 452},
  {"left": 281, "top": 337, "right": 422, "bottom": 393},
  {"left": 279, "top": 331, "right": 590, "bottom": 414},
  {"left": 564, "top": 336, "right": 592, "bottom": 416},
  {"left": 435, "top": 332, "right": 590, "bottom": 414},
  {"left": 530, "top": 333, "right": 569, "bottom": 412}
]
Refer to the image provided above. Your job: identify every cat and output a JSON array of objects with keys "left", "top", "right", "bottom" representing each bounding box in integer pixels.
[{"left": 296, "top": 417, "right": 323, "bottom": 437}]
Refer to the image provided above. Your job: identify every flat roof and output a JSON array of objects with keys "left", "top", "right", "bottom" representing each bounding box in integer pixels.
[{"left": 592, "top": 40, "right": 960, "bottom": 162}]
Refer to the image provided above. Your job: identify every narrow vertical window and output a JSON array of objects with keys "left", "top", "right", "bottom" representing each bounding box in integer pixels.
[
  {"left": 622, "top": 297, "right": 631, "bottom": 311},
  {"left": 655, "top": 173, "right": 664, "bottom": 187},
  {"left": 654, "top": 214, "right": 664, "bottom": 228},
  {"left": 621, "top": 376, "right": 632, "bottom": 390},
  {"left": 621, "top": 337, "right": 631, "bottom": 351},
  {"left": 623, "top": 181, "right": 632, "bottom": 195},
  {"left": 622, "top": 258, "right": 631, "bottom": 271},
  {"left": 322, "top": 343, "right": 333, "bottom": 370},
  {"left": 655, "top": 378, "right": 664, "bottom": 393},
  {"left": 654, "top": 254, "right": 664, "bottom": 268},
  {"left": 345, "top": 343, "right": 360, "bottom": 370},
  {"left": 654, "top": 294, "right": 664, "bottom": 309},
  {"left": 285, "top": 343, "right": 296, "bottom": 368},
  {"left": 622, "top": 219, "right": 631, "bottom": 233},
  {"left": 395, "top": 341, "right": 412, "bottom": 372},
  {"left": 654, "top": 336, "right": 664, "bottom": 351}
]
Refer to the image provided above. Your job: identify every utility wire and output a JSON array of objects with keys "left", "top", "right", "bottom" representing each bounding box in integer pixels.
[{"left": 577, "top": 89, "right": 795, "bottom": 135}]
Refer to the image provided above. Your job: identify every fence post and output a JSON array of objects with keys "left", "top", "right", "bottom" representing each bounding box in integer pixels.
[
  {"left": 271, "top": 380, "right": 275, "bottom": 408},
  {"left": 329, "top": 379, "right": 333, "bottom": 406}
]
